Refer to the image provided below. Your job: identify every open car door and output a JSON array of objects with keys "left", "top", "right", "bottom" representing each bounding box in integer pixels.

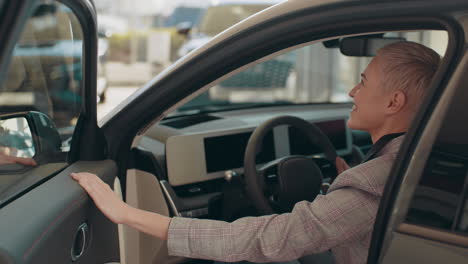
[{"left": 0, "top": 0, "right": 120, "bottom": 263}]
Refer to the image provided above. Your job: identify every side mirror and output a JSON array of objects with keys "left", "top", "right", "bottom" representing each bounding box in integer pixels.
[
  {"left": 0, "top": 116, "right": 35, "bottom": 160},
  {"left": 0, "top": 111, "right": 62, "bottom": 163},
  {"left": 176, "top": 21, "right": 193, "bottom": 36},
  {"left": 340, "top": 37, "right": 406, "bottom": 56}
]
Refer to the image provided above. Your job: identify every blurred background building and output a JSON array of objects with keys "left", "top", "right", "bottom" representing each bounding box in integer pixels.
[{"left": 92, "top": 0, "right": 448, "bottom": 119}]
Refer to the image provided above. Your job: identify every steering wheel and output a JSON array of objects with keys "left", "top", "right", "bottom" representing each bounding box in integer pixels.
[{"left": 244, "top": 116, "right": 338, "bottom": 215}]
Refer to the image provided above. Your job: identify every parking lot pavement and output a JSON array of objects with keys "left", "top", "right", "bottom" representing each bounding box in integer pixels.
[
  {"left": 106, "top": 62, "right": 153, "bottom": 86},
  {"left": 97, "top": 86, "right": 139, "bottom": 120}
]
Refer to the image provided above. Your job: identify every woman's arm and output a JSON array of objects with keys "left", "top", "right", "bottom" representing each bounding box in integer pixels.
[
  {"left": 71, "top": 172, "right": 171, "bottom": 240},
  {"left": 71, "top": 157, "right": 352, "bottom": 262}
]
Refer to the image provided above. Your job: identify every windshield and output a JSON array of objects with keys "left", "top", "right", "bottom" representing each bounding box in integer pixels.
[
  {"left": 171, "top": 30, "right": 448, "bottom": 117},
  {"left": 197, "top": 5, "right": 269, "bottom": 36}
]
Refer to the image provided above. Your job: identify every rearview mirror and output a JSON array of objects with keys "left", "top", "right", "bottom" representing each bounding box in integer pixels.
[{"left": 340, "top": 37, "right": 406, "bottom": 56}]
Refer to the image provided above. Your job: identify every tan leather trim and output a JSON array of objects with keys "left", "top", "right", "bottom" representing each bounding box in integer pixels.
[{"left": 397, "top": 223, "right": 468, "bottom": 248}]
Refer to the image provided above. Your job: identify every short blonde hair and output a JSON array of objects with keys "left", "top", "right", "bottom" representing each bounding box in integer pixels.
[{"left": 376, "top": 41, "right": 441, "bottom": 107}]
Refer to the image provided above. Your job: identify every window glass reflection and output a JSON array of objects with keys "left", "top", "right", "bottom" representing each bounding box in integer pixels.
[
  {"left": 406, "top": 146, "right": 468, "bottom": 233},
  {"left": 0, "top": 118, "right": 35, "bottom": 158}
]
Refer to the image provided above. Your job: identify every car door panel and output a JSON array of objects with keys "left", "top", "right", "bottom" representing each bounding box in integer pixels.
[
  {"left": 382, "top": 231, "right": 468, "bottom": 264},
  {"left": 0, "top": 160, "right": 119, "bottom": 263},
  {"left": 0, "top": 163, "right": 68, "bottom": 201}
]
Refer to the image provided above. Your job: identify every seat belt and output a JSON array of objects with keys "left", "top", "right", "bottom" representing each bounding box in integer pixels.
[
  {"left": 322, "top": 132, "right": 405, "bottom": 194},
  {"left": 362, "top": 132, "right": 405, "bottom": 163}
]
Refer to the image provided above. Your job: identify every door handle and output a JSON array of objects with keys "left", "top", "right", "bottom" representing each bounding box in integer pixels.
[{"left": 71, "top": 222, "right": 88, "bottom": 261}]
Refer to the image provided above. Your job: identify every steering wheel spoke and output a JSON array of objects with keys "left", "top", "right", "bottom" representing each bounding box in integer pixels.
[
  {"left": 256, "top": 159, "right": 279, "bottom": 194},
  {"left": 258, "top": 158, "right": 280, "bottom": 174}
]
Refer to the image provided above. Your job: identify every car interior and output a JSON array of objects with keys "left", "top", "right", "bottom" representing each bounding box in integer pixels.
[{"left": 116, "top": 29, "right": 449, "bottom": 264}]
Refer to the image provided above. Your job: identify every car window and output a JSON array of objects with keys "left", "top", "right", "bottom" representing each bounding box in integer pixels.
[
  {"left": 0, "top": 1, "right": 83, "bottom": 205},
  {"left": 406, "top": 147, "right": 468, "bottom": 233},
  {"left": 172, "top": 30, "right": 447, "bottom": 115},
  {"left": 2, "top": 2, "right": 82, "bottom": 137},
  {"left": 405, "top": 91, "right": 468, "bottom": 236}
]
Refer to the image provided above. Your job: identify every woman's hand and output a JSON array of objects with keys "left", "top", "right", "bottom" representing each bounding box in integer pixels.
[
  {"left": 0, "top": 153, "right": 36, "bottom": 166},
  {"left": 335, "top": 157, "right": 350, "bottom": 175},
  {"left": 71, "top": 172, "right": 130, "bottom": 224}
]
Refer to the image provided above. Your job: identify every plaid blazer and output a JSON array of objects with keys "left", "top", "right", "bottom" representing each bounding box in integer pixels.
[{"left": 167, "top": 136, "right": 404, "bottom": 264}]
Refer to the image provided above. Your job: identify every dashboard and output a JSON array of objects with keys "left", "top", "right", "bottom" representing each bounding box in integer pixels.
[
  {"left": 165, "top": 118, "right": 351, "bottom": 186},
  {"left": 143, "top": 105, "right": 357, "bottom": 186}
]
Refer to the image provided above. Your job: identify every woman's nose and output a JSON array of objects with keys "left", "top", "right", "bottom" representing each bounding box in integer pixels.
[{"left": 349, "top": 86, "right": 357, "bottom": 98}]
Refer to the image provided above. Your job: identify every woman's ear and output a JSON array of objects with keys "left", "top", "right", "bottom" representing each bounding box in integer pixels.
[{"left": 386, "top": 90, "right": 407, "bottom": 114}]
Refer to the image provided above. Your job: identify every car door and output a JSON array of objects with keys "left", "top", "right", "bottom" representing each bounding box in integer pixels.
[{"left": 0, "top": 0, "right": 120, "bottom": 263}]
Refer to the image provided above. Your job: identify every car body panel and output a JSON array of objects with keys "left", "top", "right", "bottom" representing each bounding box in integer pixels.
[
  {"left": 0, "top": 160, "right": 119, "bottom": 263},
  {"left": 382, "top": 232, "right": 468, "bottom": 263}
]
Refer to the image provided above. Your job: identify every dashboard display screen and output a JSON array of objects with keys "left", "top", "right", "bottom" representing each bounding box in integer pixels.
[
  {"left": 289, "top": 119, "right": 348, "bottom": 155},
  {"left": 204, "top": 131, "right": 275, "bottom": 173}
]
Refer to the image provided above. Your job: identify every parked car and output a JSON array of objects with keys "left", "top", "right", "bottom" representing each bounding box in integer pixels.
[
  {"left": 161, "top": 6, "right": 206, "bottom": 63},
  {"left": 0, "top": 1, "right": 467, "bottom": 264},
  {"left": 177, "top": 0, "right": 282, "bottom": 58},
  {"left": 164, "top": 6, "right": 205, "bottom": 29},
  {"left": 176, "top": 0, "right": 295, "bottom": 110}
]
